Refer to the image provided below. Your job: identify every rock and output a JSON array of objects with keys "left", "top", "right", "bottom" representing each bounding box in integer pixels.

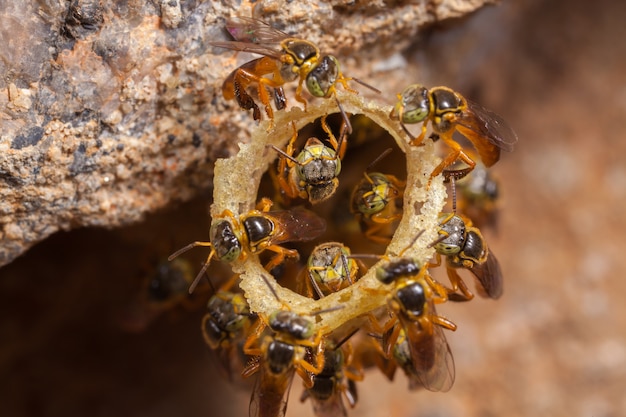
[{"left": 0, "top": 0, "right": 493, "bottom": 266}]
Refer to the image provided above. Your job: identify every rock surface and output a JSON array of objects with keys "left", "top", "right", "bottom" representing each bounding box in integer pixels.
[{"left": 0, "top": 0, "right": 492, "bottom": 266}]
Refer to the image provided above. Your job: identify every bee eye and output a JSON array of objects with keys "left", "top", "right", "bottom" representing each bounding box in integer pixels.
[
  {"left": 220, "top": 246, "right": 241, "bottom": 262},
  {"left": 395, "top": 84, "right": 431, "bottom": 123},
  {"left": 210, "top": 221, "right": 242, "bottom": 262},
  {"left": 306, "top": 55, "right": 339, "bottom": 98},
  {"left": 402, "top": 107, "right": 428, "bottom": 123}
]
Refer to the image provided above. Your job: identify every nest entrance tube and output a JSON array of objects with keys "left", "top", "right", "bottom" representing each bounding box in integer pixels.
[{"left": 211, "top": 90, "right": 447, "bottom": 334}]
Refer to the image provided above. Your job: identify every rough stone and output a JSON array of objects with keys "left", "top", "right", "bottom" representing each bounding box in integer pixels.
[{"left": 0, "top": 0, "right": 493, "bottom": 266}]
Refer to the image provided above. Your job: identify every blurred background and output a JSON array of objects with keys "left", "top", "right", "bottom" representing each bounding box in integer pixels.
[{"left": 2, "top": 0, "right": 626, "bottom": 416}]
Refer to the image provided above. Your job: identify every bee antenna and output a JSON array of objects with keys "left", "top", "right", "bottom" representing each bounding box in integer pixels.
[
  {"left": 269, "top": 144, "right": 300, "bottom": 165},
  {"left": 351, "top": 77, "right": 381, "bottom": 94},
  {"left": 335, "top": 96, "right": 353, "bottom": 135},
  {"left": 311, "top": 305, "right": 345, "bottom": 316},
  {"left": 450, "top": 176, "right": 457, "bottom": 214},
  {"left": 260, "top": 274, "right": 281, "bottom": 303},
  {"left": 168, "top": 243, "right": 196, "bottom": 261},
  {"left": 335, "top": 328, "right": 359, "bottom": 349},
  {"left": 397, "top": 229, "right": 426, "bottom": 257},
  {"left": 187, "top": 248, "right": 217, "bottom": 294},
  {"left": 188, "top": 261, "right": 210, "bottom": 294},
  {"left": 366, "top": 148, "right": 393, "bottom": 172},
  {"left": 340, "top": 252, "right": 353, "bottom": 285},
  {"left": 307, "top": 269, "right": 326, "bottom": 299},
  {"left": 427, "top": 232, "right": 449, "bottom": 249},
  {"left": 347, "top": 253, "right": 382, "bottom": 261}
]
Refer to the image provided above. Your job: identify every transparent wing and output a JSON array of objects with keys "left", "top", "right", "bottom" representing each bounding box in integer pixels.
[
  {"left": 402, "top": 308, "right": 455, "bottom": 392},
  {"left": 267, "top": 206, "right": 327, "bottom": 244},
  {"left": 249, "top": 366, "right": 295, "bottom": 417},
  {"left": 224, "top": 16, "right": 290, "bottom": 44},
  {"left": 208, "top": 40, "right": 284, "bottom": 60},
  {"left": 310, "top": 393, "right": 348, "bottom": 417},
  {"left": 468, "top": 249, "right": 503, "bottom": 299},
  {"left": 457, "top": 100, "right": 518, "bottom": 152}
]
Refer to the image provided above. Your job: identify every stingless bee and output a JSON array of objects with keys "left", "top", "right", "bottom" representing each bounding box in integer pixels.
[
  {"left": 300, "top": 333, "right": 362, "bottom": 417},
  {"left": 242, "top": 276, "right": 333, "bottom": 417},
  {"left": 202, "top": 291, "right": 255, "bottom": 382},
  {"left": 168, "top": 198, "right": 326, "bottom": 293},
  {"left": 390, "top": 84, "right": 517, "bottom": 180},
  {"left": 373, "top": 257, "right": 457, "bottom": 392},
  {"left": 272, "top": 116, "right": 347, "bottom": 205},
  {"left": 298, "top": 242, "right": 364, "bottom": 299},
  {"left": 431, "top": 212, "right": 503, "bottom": 301},
  {"left": 210, "top": 16, "right": 379, "bottom": 131},
  {"left": 350, "top": 171, "right": 405, "bottom": 245}
]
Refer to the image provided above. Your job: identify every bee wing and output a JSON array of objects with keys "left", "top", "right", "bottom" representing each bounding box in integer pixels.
[
  {"left": 224, "top": 16, "right": 290, "bottom": 44},
  {"left": 267, "top": 207, "right": 327, "bottom": 244},
  {"left": 468, "top": 249, "right": 503, "bottom": 299},
  {"left": 403, "top": 313, "right": 455, "bottom": 392},
  {"left": 309, "top": 392, "right": 348, "bottom": 417},
  {"left": 457, "top": 100, "right": 518, "bottom": 152},
  {"left": 208, "top": 40, "right": 284, "bottom": 60},
  {"left": 249, "top": 367, "right": 295, "bottom": 417}
]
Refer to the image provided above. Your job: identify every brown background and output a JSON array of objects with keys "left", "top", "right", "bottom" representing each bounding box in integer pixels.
[{"left": 2, "top": 0, "right": 626, "bottom": 416}]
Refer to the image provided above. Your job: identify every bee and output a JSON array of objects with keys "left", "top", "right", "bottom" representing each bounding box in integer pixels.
[
  {"left": 300, "top": 335, "right": 362, "bottom": 417},
  {"left": 431, "top": 213, "right": 503, "bottom": 301},
  {"left": 299, "top": 242, "right": 364, "bottom": 299},
  {"left": 373, "top": 257, "right": 457, "bottom": 392},
  {"left": 118, "top": 257, "right": 208, "bottom": 332},
  {"left": 201, "top": 291, "right": 255, "bottom": 382},
  {"left": 350, "top": 171, "right": 405, "bottom": 245},
  {"left": 210, "top": 16, "right": 378, "bottom": 131},
  {"left": 144, "top": 257, "right": 198, "bottom": 305},
  {"left": 212, "top": 16, "right": 288, "bottom": 122},
  {"left": 242, "top": 277, "right": 328, "bottom": 417},
  {"left": 272, "top": 116, "right": 347, "bottom": 205},
  {"left": 168, "top": 198, "right": 327, "bottom": 293},
  {"left": 390, "top": 84, "right": 517, "bottom": 180}
]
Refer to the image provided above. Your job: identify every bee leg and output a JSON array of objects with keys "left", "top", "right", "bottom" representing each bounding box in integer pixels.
[
  {"left": 243, "top": 319, "right": 267, "bottom": 356},
  {"left": 343, "top": 346, "right": 365, "bottom": 382},
  {"left": 295, "top": 364, "right": 315, "bottom": 389},
  {"left": 297, "top": 341, "right": 325, "bottom": 376},
  {"left": 444, "top": 266, "right": 475, "bottom": 302},
  {"left": 365, "top": 211, "right": 402, "bottom": 245},
  {"left": 430, "top": 136, "right": 477, "bottom": 180},
  {"left": 255, "top": 80, "right": 281, "bottom": 126},
  {"left": 431, "top": 315, "right": 458, "bottom": 332},
  {"left": 273, "top": 86, "right": 287, "bottom": 110},
  {"left": 255, "top": 197, "right": 273, "bottom": 212},
  {"left": 269, "top": 122, "right": 301, "bottom": 201},
  {"left": 373, "top": 347, "right": 398, "bottom": 381},
  {"left": 294, "top": 79, "right": 309, "bottom": 110},
  {"left": 408, "top": 123, "right": 428, "bottom": 146},
  {"left": 336, "top": 74, "right": 358, "bottom": 94},
  {"left": 233, "top": 77, "right": 261, "bottom": 121},
  {"left": 364, "top": 223, "right": 392, "bottom": 246},
  {"left": 382, "top": 320, "right": 402, "bottom": 358},
  {"left": 263, "top": 246, "right": 299, "bottom": 272},
  {"left": 218, "top": 273, "right": 241, "bottom": 292}
]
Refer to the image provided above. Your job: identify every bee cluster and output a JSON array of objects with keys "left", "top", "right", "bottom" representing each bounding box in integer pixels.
[{"left": 170, "top": 16, "right": 516, "bottom": 417}]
